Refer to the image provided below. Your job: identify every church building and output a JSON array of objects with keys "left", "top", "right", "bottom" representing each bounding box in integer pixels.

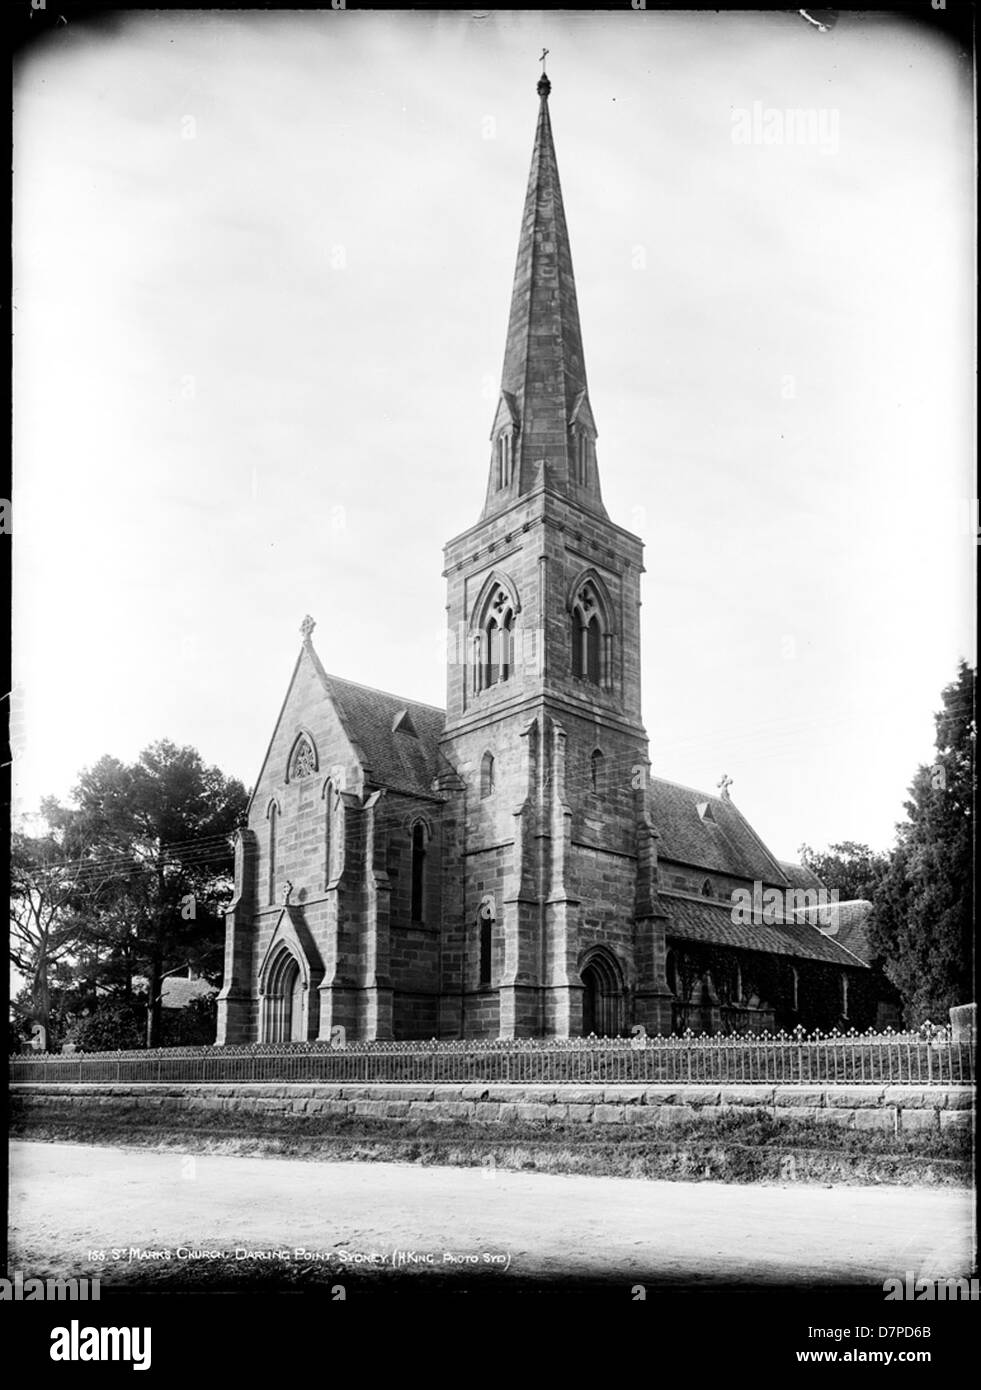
[{"left": 216, "top": 70, "right": 874, "bottom": 1045}]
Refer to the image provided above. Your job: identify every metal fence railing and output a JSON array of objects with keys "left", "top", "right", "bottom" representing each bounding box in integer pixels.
[{"left": 7, "top": 1026, "right": 975, "bottom": 1087}]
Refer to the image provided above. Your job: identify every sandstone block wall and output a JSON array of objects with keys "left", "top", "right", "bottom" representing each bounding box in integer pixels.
[{"left": 10, "top": 1083, "right": 974, "bottom": 1134}]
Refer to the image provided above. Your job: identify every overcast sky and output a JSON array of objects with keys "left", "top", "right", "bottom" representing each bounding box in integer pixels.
[{"left": 13, "top": 8, "right": 975, "bottom": 861}]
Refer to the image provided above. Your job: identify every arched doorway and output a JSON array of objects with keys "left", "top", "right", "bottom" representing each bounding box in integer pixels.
[
  {"left": 580, "top": 948, "right": 625, "bottom": 1037},
  {"left": 264, "top": 949, "right": 306, "bottom": 1043}
]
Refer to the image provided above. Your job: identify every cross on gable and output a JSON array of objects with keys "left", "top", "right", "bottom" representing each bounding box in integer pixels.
[{"left": 300, "top": 614, "right": 316, "bottom": 642}]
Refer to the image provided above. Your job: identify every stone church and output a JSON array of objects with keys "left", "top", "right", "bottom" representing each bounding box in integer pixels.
[{"left": 216, "top": 71, "right": 875, "bottom": 1045}]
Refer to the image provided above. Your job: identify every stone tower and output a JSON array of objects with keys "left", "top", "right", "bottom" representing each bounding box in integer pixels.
[{"left": 437, "top": 71, "right": 673, "bottom": 1039}]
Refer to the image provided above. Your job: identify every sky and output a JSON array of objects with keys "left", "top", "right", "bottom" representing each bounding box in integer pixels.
[{"left": 12, "top": 8, "right": 975, "bottom": 862}]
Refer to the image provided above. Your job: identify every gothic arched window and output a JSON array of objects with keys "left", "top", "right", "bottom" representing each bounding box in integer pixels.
[
  {"left": 267, "top": 801, "right": 279, "bottom": 906},
  {"left": 590, "top": 748, "right": 604, "bottom": 793},
  {"left": 495, "top": 430, "right": 514, "bottom": 490},
  {"left": 571, "top": 427, "right": 590, "bottom": 486},
  {"left": 665, "top": 949, "right": 678, "bottom": 997},
  {"left": 289, "top": 733, "right": 316, "bottom": 781},
  {"left": 478, "top": 895, "right": 495, "bottom": 988},
  {"left": 410, "top": 822, "right": 426, "bottom": 923},
  {"left": 570, "top": 579, "right": 609, "bottom": 687},
  {"left": 322, "top": 780, "right": 334, "bottom": 890},
  {"left": 473, "top": 582, "right": 518, "bottom": 695},
  {"left": 701, "top": 878, "right": 713, "bottom": 898},
  {"left": 480, "top": 751, "right": 495, "bottom": 798}
]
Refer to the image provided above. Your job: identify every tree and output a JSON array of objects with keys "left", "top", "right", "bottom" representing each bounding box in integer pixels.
[
  {"left": 797, "top": 841, "right": 890, "bottom": 903},
  {"left": 869, "top": 661, "right": 975, "bottom": 1026},
  {"left": 64, "top": 999, "right": 145, "bottom": 1053},
  {"left": 9, "top": 827, "right": 111, "bottom": 1046},
  {"left": 42, "top": 740, "right": 248, "bottom": 1047},
  {"left": 159, "top": 991, "right": 218, "bottom": 1047}
]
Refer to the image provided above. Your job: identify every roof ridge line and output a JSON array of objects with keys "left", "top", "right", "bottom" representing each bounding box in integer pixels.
[
  {"left": 319, "top": 669, "right": 446, "bottom": 716},
  {"left": 650, "top": 773, "right": 726, "bottom": 800}
]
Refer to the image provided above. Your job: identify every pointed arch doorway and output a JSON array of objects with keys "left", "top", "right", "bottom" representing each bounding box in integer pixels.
[
  {"left": 580, "top": 948, "right": 625, "bottom": 1037},
  {"left": 264, "top": 949, "right": 306, "bottom": 1043}
]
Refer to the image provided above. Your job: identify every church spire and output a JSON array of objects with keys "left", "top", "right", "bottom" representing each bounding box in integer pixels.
[{"left": 482, "top": 65, "right": 606, "bottom": 520}]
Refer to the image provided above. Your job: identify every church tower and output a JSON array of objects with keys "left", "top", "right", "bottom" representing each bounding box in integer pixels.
[{"left": 438, "top": 70, "right": 673, "bottom": 1038}]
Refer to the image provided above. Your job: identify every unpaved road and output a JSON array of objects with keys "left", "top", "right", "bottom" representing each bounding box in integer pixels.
[{"left": 9, "top": 1141, "right": 975, "bottom": 1288}]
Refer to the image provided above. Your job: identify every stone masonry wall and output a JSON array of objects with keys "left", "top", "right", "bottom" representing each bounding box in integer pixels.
[{"left": 11, "top": 1083, "right": 974, "bottom": 1134}]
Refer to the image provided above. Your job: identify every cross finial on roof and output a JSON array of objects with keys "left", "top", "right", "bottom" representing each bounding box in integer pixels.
[
  {"left": 717, "top": 773, "right": 733, "bottom": 800},
  {"left": 537, "top": 48, "right": 551, "bottom": 98},
  {"left": 300, "top": 614, "right": 316, "bottom": 643}
]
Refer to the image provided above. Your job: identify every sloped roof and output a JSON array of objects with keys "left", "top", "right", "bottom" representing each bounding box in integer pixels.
[
  {"left": 797, "top": 899, "right": 877, "bottom": 965},
  {"left": 662, "top": 892, "right": 867, "bottom": 968},
  {"left": 161, "top": 977, "right": 217, "bottom": 1010},
  {"left": 649, "top": 778, "right": 789, "bottom": 885},
  {"left": 129, "top": 976, "right": 216, "bottom": 1010},
  {"left": 316, "top": 667, "right": 445, "bottom": 800},
  {"left": 779, "top": 859, "right": 826, "bottom": 891}
]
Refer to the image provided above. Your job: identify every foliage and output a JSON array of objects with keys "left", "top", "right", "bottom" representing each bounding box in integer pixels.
[
  {"left": 8, "top": 1017, "right": 29, "bottom": 1056},
  {"left": 797, "top": 841, "right": 890, "bottom": 904},
  {"left": 26, "top": 739, "right": 247, "bottom": 1048},
  {"left": 869, "top": 661, "right": 975, "bottom": 1026},
  {"left": 159, "top": 992, "right": 218, "bottom": 1047},
  {"left": 9, "top": 827, "right": 116, "bottom": 1045},
  {"left": 64, "top": 999, "right": 146, "bottom": 1053}
]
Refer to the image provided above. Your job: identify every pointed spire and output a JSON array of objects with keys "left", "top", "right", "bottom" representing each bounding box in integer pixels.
[{"left": 482, "top": 64, "right": 606, "bottom": 520}]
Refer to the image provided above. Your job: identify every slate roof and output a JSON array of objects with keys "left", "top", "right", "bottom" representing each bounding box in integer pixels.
[
  {"left": 161, "top": 977, "right": 217, "bottom": 1011},
  {"left": 648, "top": 777, "right": 789, "bottom": 885},
  {"left": 662, "top": 892, "right": 868, "bottom": 968},
  {"left": 777, "top": 860, "right": 879, "bottom": 964},
  {"left": 798, "top": 900, "right": 877, "bottom": 965},
  {"left": 130, "top": 976, "right": 217, "bottom": 1009},
  {"left": 318, "top": 669, "right": 445, "bottom": 800},
  {"left": 779, "top": 859, "right": 826, "bottom": 891}
]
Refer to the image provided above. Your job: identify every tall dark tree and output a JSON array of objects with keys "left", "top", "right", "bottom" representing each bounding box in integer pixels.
[
  {"left": 42, "top": 741, "right": 248, "bottom": 1047},
  {"left": 9, "top": 827, "right": 105, "bottom": 1045},
  {"left": 869, "top": 662, "right": 975, "bottom": 1025},
  {"left": 797, "top": 841, "right": 890, "bottom": 903}
]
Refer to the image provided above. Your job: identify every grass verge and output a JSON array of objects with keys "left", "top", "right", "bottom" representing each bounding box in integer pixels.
[{"left": 10, "top": 1099, "right": 972, "bottom": 1186}]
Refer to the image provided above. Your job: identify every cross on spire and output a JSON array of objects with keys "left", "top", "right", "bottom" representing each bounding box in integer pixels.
[{"left": 537, "top": 48, "right": 551, "bottom": 98}]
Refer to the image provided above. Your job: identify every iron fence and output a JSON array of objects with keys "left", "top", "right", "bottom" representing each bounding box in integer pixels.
[{"left": 7, "top": 1027, "right": 974, "bottom": 1086}]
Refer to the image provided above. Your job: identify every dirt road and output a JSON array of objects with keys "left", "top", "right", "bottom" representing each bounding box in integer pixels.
[{"left": 9, "top": 1141, "right": 975, "bottom": 1289}]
